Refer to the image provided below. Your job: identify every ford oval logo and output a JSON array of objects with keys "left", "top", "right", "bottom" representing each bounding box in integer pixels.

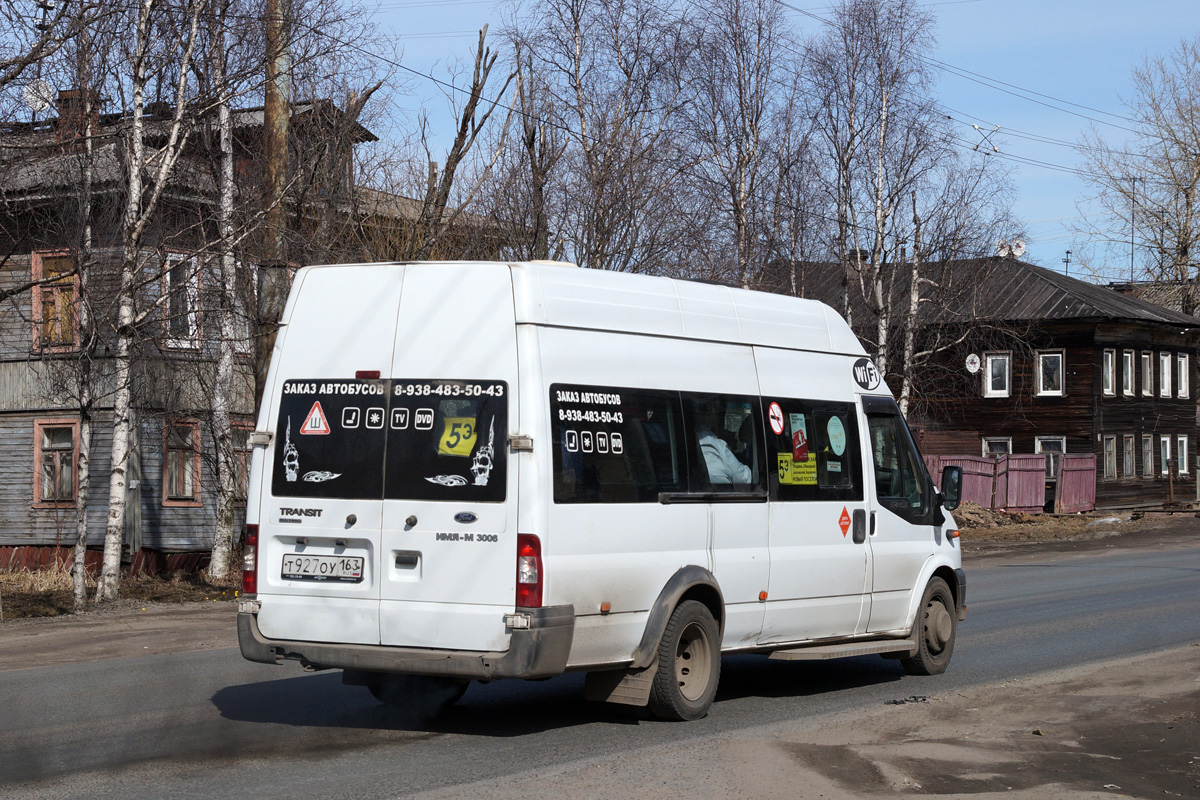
[{"left": 454, "top": 512, "right": 478, "bottom": 524}]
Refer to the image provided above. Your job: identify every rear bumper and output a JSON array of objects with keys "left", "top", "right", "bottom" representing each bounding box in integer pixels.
[{"left": 238, "top": 604, "right": 575, "bottom": 680}]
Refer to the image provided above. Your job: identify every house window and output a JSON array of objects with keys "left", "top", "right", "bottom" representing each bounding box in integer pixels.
[
  {"left": 1036, "top": 351, "right": 1064, "bottom": 397},
  {"left": 983, "top": 352, "right": 1010, "bottom": 398},
  {"left": 163, "top": 422, "right": 201, "bottom": 506},
  {"left": 1123, "top": 435, "right": 1135, "bottom": 477},
  {"left": 1141, "top": 352, "right": 1153, "bottom": 396},
  {"left": 1160, "top": 435, "right": 1172, "bottom": 476},
  {"left": 34, "top": 419, "right": 78, "bottom": 506},
  {"left": 1142, "top": 434, "right": 1154, "bottom": 477},
  {"left": 1177, "top": 353, "right": 1189, "bottom": 399},
  {"left": 1102, "top": 435, "right": 1117, "bottom": 480},
  {"left": 1159, "top": 352, "right": 1172, "bottom": 398},
  {"left": 1102, "top": 349, "right": 1115, "bottom": 396},
  {"left": 1035, "top": 436, "right": 1066, "bottom": 478},
  {"left": 164, "top": 253, "right": 200, "bottom": 349},
  {"left": 1178, "top": 435, "right": 1190, "bottom": 474},
  {"left": 982, "top": 437, "right": 1012, "bottom": 456},
  {"left": 1122, "top": 350, "right": 1134, "bottom": 395},
  {"left": 32, "top": 251, "right": 79, "bottom": 351}
]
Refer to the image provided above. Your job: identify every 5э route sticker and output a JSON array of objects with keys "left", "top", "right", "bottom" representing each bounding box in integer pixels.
[{"left": 768, "top": 402, "right": 785, "bottom": 435}]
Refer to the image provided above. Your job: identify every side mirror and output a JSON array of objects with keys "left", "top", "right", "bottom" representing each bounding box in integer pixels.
[{"left": 940, "top": 465, "right": 963, "bottom": 512}]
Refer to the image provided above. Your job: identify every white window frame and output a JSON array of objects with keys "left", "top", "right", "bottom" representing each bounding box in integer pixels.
[
  {"left": 1035, "top": 436, "right": 1066, "bottom": 478},
  {"left": 1122, "top": 350, "right": 1134, "bottom": 395},
  {"left": 1102, "top": 434, "right": 1117, "bottom": 480},
  {"left": 164, "top": 253, "right": 201, "bottom": 350},
  {"left": 1102, "top": 349, "right": 1116, "bottom": 396},
  {"left": 1159, "top": 352, "right": 1172, "bottom": 398},
  {"left": 1122, "top": 434, "right": 1135, "bottom": 477},
  {"left": 1178, "top": 435, "right": 1189, "bottom": 474},
  {"left": 1160, "top": 435, "right": 1172, "bottom": 476},
  {"left": 982, "top": 436, "right": 1012, "bottom": 456},
  {"left": 1142, "top": 434, "right": 1154, "bottom": 477},
  {"left": 1177, "top": 353, "right": 1189, "bottom": 399},
  {"left": 983, "top": 352, "right": 1011, "bottom": 398},
  {"left": 1036, "top": 351, "right": 1065, "bottom": 397},
  {"left": 1141, "top": 351, "right": 1153, "bottom": 396}
]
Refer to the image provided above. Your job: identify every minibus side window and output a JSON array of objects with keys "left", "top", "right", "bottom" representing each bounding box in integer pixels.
[
  {"left": 866, "top": 410, "right": 932, "bottom": 524},
  {"left": 681, "top": 393, "right": 764, "bottom": 493},
  {"left": 551, "top": 384, "right": 685, "bottom": 503},
  {"left": 762, "top": 398, "right": 863, "bottom": 502}
]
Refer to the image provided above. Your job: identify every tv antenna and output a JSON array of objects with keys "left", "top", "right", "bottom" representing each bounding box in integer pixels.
[
  {"left": 995, "top": 239, "right": 1026, "bottom": 259},
  {"left": 23, "top": 78, "right": 54, "bottom": 113}
]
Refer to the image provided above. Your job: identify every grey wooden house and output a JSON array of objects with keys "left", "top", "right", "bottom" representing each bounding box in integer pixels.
[{"left": 0, "top": 91, "right": 421, "bottom": 570}]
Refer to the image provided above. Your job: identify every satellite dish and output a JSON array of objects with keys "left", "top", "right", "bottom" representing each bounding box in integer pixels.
[
  {"left": 1011, "top": 239, "right": 1026, "bottom": 258},
  {"left": 23, "top": 79, "right": 55, "bottom": 112},
  {"left": 995, "top": 239, "right": 1009, "bottom": 257}
]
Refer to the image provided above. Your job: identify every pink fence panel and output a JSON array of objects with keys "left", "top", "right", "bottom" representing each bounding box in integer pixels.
[
  {"left": 1054, "top": 454, "right": 1096, "bottom": 513},
  {"left": 933, "top": 456, "right": 996, "bottom": 509},
  {"left": 998, "top": 454, "right": 1047, "bottom": 513}
]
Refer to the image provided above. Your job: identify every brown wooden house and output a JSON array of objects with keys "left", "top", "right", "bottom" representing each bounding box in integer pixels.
[{"left": 906, "top": 259, "right": 1200, "bottom": 510}]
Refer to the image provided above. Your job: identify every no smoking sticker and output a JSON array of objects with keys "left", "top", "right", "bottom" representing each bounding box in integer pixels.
[{"left": 768, "top": 402, "right": 785, "bottom": 435}]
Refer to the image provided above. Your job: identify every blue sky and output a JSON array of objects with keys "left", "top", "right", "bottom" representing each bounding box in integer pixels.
[{"left": 374, "top": 0, "right": 1198, "bottom": 279}]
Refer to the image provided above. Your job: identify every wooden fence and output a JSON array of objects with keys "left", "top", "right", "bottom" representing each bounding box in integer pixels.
[{"left": 924, "top": 453, "right": 1096, "bottom": 514}]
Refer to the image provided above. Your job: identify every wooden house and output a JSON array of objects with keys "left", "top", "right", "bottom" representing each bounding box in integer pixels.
[
  {"left": 0, "top": 92, "right": 513, "bottom": 570},
  {"left": 905, "top": 259, "right": 1200, "bottom": 510}
]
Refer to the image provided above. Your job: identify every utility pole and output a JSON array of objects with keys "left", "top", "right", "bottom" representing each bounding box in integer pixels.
[
  {"left": 257, "top": 0, "right": 292, "bottom": 408},
  {"left": 1130, "top": 176, "right": 1137, "bottom": 284},
  {"left": 1062, "top": 249, "right": 1071, "bottom": 277}
]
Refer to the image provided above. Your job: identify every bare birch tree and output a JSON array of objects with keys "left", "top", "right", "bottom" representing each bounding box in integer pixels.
[
  {"left": 1078, "top": 34, "right": 1200, "bottom": 313},
  {"left": 96, "top": 0, "right": 207, "bottom": 602}
]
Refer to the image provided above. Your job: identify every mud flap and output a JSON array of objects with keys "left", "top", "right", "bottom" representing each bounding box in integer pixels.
[{"left": 584, "top": 659, "right": 658, "bottom": 707}]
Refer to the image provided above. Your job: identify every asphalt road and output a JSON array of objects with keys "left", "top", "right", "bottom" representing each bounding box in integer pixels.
[{"left": 2, "top": 537, "right": 1198, "bottom": 800}]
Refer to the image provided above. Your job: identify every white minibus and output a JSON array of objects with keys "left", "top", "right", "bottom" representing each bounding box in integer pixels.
[{"left": 238, "top": 261, "right": 965, "bottom": 721}]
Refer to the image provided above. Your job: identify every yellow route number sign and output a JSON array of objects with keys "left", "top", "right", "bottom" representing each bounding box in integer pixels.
[
  {"left": 439, "top": 417, "right": 477, "bottom": 456},
  {"left": 777, "top": 452, "right": 817, "bottom": 486}
]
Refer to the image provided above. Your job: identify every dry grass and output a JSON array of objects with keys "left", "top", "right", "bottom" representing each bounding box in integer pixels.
[{"left": 0, "top": 563, "right": 238, "bottom": 619}]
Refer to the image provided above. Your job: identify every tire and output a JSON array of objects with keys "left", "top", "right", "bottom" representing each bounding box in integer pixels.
[
  {"left": 648, "top": 600, "right": 721, "bottom": 721},
  {"left": 900, "top": 577, "right": 956, "bottom": 676},
  {"left": 367, "top": 674, "right": 470, "bottom": 720}
]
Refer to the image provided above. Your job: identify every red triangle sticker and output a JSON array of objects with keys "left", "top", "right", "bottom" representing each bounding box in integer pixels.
[{"left": 300, "top": 401, "right": 331, "bottom": 435}]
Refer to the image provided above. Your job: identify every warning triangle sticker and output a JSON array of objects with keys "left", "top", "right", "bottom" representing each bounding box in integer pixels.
[{"left": 300, "top": 401, "right": 331, "bottom": 435}]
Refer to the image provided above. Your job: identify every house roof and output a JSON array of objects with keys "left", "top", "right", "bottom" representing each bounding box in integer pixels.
[
  {"left": 944, "top": 258, "right": 1200, "bottom": 326},
  {"left": 790, "top": 256, "right": 1200, "bottom": 329}
]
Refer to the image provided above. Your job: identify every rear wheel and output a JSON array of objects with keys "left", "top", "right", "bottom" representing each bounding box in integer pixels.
[
  {"left": 648, "top": 600, "right": 721, "bottom": 721},
  {"left": 900, "top": 577, "right": 956, "bottom": 676},
  {"left": 367, "top": 674, "right": 470, "bottom": 719}
]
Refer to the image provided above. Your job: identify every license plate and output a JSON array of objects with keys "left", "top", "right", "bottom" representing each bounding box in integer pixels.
[{"left": 281, "top": 554, "right": 364, "bottom": 583}]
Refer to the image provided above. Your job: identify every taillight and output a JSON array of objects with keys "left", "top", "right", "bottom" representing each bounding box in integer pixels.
[
  {"left": 242, "top": 524, "right": 258, "bottom": 595},
  {"left": 516, "top": 534, "right": 542, "bottom": 608}
]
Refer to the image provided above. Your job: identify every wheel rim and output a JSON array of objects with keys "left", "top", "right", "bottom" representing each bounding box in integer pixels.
[
  {"left": 923, "top": 596, "right": 953, "bottom": 655},
  {"left": 674, "top": 620, "right": 713, "bottom": 702}
]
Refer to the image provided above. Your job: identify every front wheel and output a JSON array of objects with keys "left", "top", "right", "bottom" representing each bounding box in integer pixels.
[
  {"left": 648, "top": 600, "right": 721, "bottom": 721},
  {"left": 900, "top": 577, "right": 957, "bottom": 676}
]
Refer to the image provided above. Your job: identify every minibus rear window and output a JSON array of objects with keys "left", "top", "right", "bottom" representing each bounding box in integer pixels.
[
  {"left": 551, "top": 384, "right": 685, "bottom": 503},
  {"left": 384, "top": 380, "right": 508, "bottom": 503},
  {"left": 272, "top": 378, "right": 389, "bottom": 500}
]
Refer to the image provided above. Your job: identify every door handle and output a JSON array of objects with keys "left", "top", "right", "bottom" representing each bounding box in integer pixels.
[{"left": 852, "top": 509, "right": 867, "bottom": 544}]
